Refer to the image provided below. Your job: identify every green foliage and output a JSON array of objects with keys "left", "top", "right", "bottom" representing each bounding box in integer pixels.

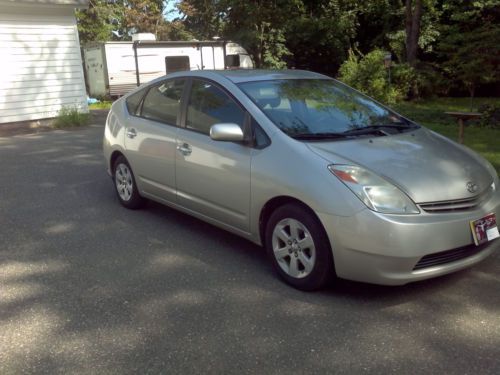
[
  {"left": 76, "top": 0, "right": 124, "bottom": 43},
  {"left": 77, "top": 1, "right": 192, "bottom": 43},
  {"left": 393, "top": 97, "right": 500, "bottom": 128},
  {"left": 221, "top": 0, "right": 301, "bottom": 68},
  {"left": 89, "top": 101, "right": 113, "bottom": 110},
  {"left": 261, "top": 27, "right": 290, "bottom": 69},
  {"left": 391, "top": 63, "right": 416, "bottom": 99},
  {"left": 437, "top": 0, "right": 500, "bottom": 97},
  {"left": 338, "top": 49, "right": 402, "bottom": 104},
  {"left": 53, "top": 107, "right": 90, "bottom": 129},
  {"left": 478, "top": 104, "right": 500, "bottom": 129},
  {"left": 76, "top": 0, "right": 500, "bottom": 99},
  {"left": 177, "top": 0, "right": 224, "bottom": 39},
  {"left": 284, "top": 0, "right": 358, "bottom": 75}
]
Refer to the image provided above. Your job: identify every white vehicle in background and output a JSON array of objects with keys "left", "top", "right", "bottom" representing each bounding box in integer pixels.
[{"left": 83, "top": 33, "right": 254, "bottom": 97}]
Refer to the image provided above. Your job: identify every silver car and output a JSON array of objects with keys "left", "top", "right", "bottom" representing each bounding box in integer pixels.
[{"left": 103, "top": 69, "right": 500, "bottom": 290}]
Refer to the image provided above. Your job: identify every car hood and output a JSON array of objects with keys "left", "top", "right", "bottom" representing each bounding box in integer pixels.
[{"left": 307, "top": 128, "right": 493, "bottom": 203}]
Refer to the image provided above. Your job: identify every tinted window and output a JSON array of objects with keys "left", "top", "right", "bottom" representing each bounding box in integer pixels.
[
  {"left": 165, "top": 56, "right": 190, "bottom": 74},
  {"left": 225, "top": 54, "right": 240, "bottom": 68},
  {"left": 186, "top": 80, "right": 245, "bottom": 135},
  {"left": 252, "top": 118, "right": 271, "bottom": 149},
  {"left": 125, "top": 88, "right": 147, "bottom": 115},
  {"left": 141, "top": 79, "right": 185, "bottom": 125}
]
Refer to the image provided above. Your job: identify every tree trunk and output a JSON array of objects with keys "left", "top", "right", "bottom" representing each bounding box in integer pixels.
[
  {"left": 468, "top": 84, "right": 475, "bottom": 111},
  {"left": 405, "top": 0, "right": 423, "bottom": 67}
]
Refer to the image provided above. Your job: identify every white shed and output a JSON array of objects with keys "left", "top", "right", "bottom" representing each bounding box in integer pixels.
[{"left": 0, "top": 0, "right": 89, "bottom": 124}]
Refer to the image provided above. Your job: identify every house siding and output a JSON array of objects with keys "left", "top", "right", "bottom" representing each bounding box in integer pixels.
[{"left": 0, "top": 6, "right": 88, "bottom": 124}]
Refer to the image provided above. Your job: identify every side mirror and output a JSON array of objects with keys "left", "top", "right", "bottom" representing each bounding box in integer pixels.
[{"left": 209, "top": 123, "right": 245, "bottom": 142}]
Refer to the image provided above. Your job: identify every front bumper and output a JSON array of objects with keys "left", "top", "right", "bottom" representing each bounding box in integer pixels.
[{"left": 317, "top": 189, "right": 500, "bottom": 285}]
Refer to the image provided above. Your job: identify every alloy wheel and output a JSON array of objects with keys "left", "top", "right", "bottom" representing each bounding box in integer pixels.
[
  {"left": 271, "top": 218, "right": 316, "bottom": 279},
  {"left": 115, "top": 163, "right": 133, "bottom": 201}
]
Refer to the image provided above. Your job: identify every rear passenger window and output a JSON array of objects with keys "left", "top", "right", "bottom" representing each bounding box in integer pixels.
[
  {"left": 125, "top": 88, "right": 147, "bottom": 115},
  {"left": 141, "top": 79, "right": 185, "bottom": 125}
]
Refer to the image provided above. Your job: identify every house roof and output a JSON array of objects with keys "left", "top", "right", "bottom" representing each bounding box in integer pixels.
[{"left": 0, "top": 0, "right": 89, "bottom": 8}]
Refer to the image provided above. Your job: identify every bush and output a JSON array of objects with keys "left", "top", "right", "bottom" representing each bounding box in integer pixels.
[
  {"left": 338, "top": 49, "right": 401, "bottom": 104},
  {"left": 53, "top": 106, "right": 90, "bottom": 128},
  {"left": 478, "top": 104, "right": 500, "bottom": 129},
  {"left": 390, "top": 63, "right": 415, "bottom": 99},
  {"left": 337, "top": 49, "right": 440, "bottom": 104}
]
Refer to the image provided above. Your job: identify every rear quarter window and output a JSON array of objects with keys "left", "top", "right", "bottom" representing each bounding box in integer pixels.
[{"left": 125, "top": 88, "right": 147, "bottom": 115}]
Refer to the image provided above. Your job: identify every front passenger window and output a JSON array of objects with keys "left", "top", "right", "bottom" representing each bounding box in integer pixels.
[
  {"left": 141, "top": 79, "right": 185, "bottom": 125},
  {"left": 186, "top": 80, "right": 245, "bottom": 135}
]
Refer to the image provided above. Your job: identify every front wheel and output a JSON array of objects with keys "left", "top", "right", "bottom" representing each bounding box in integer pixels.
[
  {"left": 265, "top": 204, "right": 335, "bottom": 291},
  {"left": 113, "top": 155, "right": 144, "bottom": 209}
]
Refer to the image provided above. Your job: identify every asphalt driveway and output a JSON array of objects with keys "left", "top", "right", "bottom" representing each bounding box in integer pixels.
[{"left": 0, "top": 117, "right": 499, "bottom": 374}]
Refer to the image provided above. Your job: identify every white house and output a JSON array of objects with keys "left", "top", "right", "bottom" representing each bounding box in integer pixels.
[{"left": 0, "top": 0, "right": 89, "bottom": 124}]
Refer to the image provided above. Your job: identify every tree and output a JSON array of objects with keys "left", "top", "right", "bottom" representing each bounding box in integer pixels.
[
  {"left": 405, "top": 0, "right": 423, "bottom": 66},
  {"left": 76, "top": 0, "right": 124, "bottom": 43},
  {"left": 176, "top": 0, "right": 224, "bottom": 39},
  {"left": 437, "top": 0, "right": 500, "bottom": 99},
  {"left": 285, "top": 0, "right": 358, "bottom": 75},
  {"left": 122, "top": 0, "right": 166, "bottom": 37},
  {"left": 222, "top": 0, "right": 302, "bottom": 68},
  {"left": 177, "top": 1, "right": 301, "bottom": 68}
]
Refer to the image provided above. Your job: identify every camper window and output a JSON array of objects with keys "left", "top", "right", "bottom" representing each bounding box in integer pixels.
[
  {"left": 165, "top": 56, "right": 190, "bottom": 74},
  {"left": 225, "top": 54, "right": 240, "bottom": 68}
]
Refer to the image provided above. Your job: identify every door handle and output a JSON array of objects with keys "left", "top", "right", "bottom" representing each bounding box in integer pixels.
[
  {"left": 177, "top": 143, "right": 192, "bottom": 156},
  {"left": 126, "top": 128, "right": 137, "bottom": 138}
]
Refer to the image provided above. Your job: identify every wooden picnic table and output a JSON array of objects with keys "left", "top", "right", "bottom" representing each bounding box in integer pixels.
[{"left": 444, "top": 111, "right": 482, "bottom": 144}]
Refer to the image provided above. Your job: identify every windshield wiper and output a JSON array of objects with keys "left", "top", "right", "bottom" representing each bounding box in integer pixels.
[
  {"left": 289, "top": 132, "right": 350, "bottom": 140},
  {"left": 342, "top": 123, "right": 419, "bottom": 135},
  {"left": 341, "top": 127, "right": 389, "bottom": 136},
  {"left": 372, "top": 123, "right": 419, "bottom": 129}
]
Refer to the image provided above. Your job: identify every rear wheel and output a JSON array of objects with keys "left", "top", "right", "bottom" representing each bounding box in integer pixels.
[
  {"left": 113, "top": 155, "right": 144, "bottom": 209},
  {"left": 265, "top": 204, "right": 334, "bottom": 291}
]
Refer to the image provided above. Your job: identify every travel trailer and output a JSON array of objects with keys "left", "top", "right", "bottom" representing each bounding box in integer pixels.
[{"left": 83, "top": 35, "right": 254, "bottom": 97}]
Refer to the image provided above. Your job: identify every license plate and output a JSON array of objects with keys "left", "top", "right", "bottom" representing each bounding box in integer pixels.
[{"left": 470, "top": 213, "right": 500, "bottom": 246}]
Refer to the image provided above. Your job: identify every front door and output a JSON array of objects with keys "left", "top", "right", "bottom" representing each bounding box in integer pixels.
[{"left": 175, "top": 79, "right": 252, "bottom": 232}]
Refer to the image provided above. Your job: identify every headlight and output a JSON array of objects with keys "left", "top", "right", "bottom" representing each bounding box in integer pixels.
[{"left": 328, "top": 164, "right": 419, "bottom": 214}]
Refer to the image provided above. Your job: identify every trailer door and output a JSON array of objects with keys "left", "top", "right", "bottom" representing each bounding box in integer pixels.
[{"left": 201, "top": 46, "right": 215, "bottom": 69}]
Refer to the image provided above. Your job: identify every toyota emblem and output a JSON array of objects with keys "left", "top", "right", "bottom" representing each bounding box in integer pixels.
[{"left": 466, "top": 181, "right": 478, "bottom": 193}]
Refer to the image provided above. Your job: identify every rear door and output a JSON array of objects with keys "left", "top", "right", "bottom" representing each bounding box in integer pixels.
[
  {"left": 124, "top": 78, "right": 185, "bottom": 203},
  {"left": 175, "top": 78, "right": 252, "bottom": 232}
]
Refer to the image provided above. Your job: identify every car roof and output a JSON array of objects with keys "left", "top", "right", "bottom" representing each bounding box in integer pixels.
[{"left": 168, "top": 69, "right": 330, "bottom": 83}]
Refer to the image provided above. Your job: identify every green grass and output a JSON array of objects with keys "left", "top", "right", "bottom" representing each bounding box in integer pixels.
[
  {"left": 52, "top": 106, "right": 90, "bottom": 129},
  {"left": 392, "top": 97, "right": 500, "bottom": 174},
  {"left": 89, "top": 101, "right": 113, "bottom": 110}
]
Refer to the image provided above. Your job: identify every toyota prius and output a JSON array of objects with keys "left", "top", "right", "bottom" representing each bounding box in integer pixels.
[{"left": 103, "top": 70, "right": 499, "bottom": 290}]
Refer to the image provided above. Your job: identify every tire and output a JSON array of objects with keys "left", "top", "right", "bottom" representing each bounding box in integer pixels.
[
  {"left": 265, "top": 203, "right": 335, "bottom": 291},
  {"left": 112, "top": 155, "right": 145, "bottom": 209}
]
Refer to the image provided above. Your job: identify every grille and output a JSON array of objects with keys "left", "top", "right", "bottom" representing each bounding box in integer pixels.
[
  {"left": 418, "top": 186, "right": 493, "bottom": 213},
  {"left": 413, "top": 241, "right": 493, "bottom": 270}
]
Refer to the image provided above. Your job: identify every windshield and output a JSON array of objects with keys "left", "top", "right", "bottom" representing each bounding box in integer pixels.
[{"left": 238, "top": 79, "right": 417, "bottom": 138}]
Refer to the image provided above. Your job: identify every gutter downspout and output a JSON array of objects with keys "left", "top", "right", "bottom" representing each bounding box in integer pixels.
[
  {"left": 222, "top": 40, "right": 227, "bottom": 69},
  {"left": 199, "top": 43, "right": 204, "bottom": 70},
  {"left": 133, "top": 41, "right": 140, "bottom": 86}
]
